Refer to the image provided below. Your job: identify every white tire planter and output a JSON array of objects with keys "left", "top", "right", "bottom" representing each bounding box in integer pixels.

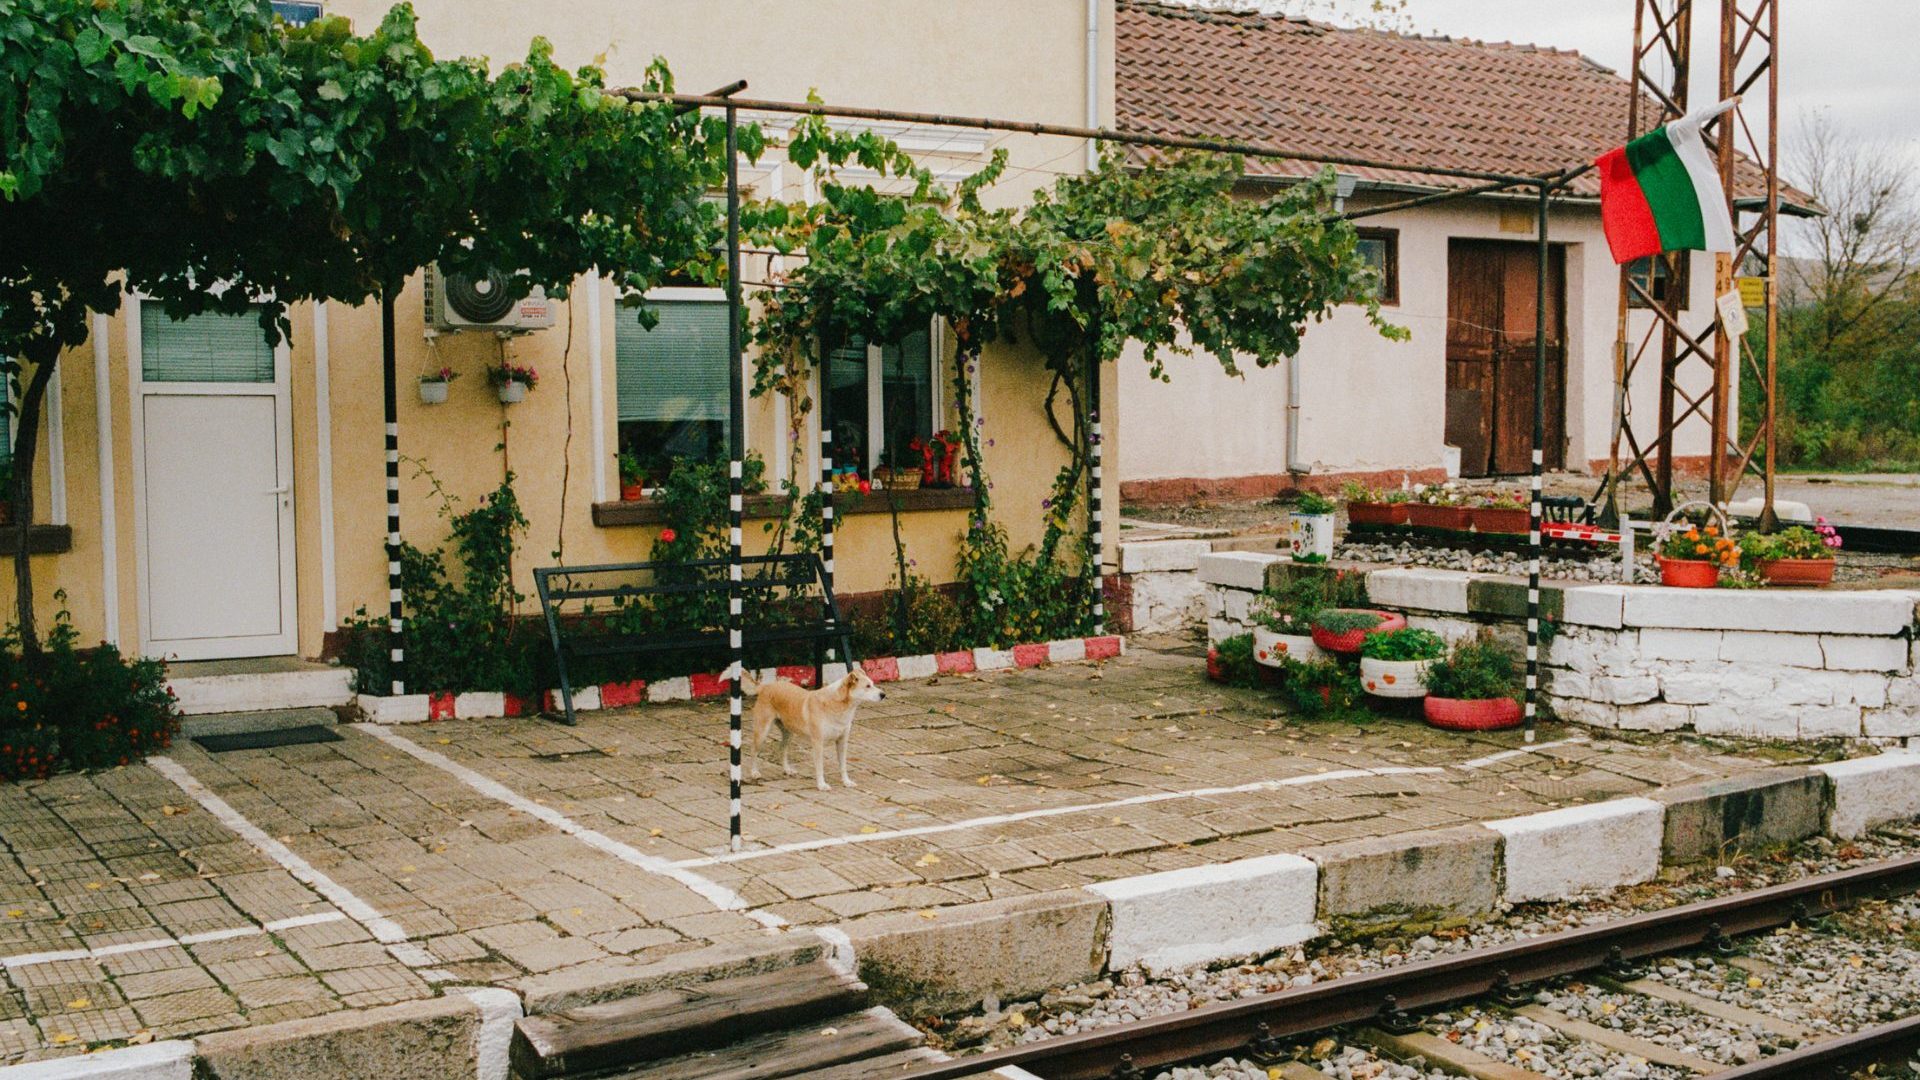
[
  {"left": 1360, "top": 656, "right": 1434, "bottom": 699},
  {"left": 1289, "top": 512, "right": 1335, "bottom": 561},
  {"left": 418, "top": 380, "right": 450, "bottom": 404},
  {"left": 1253, "top": 627, "right": 1323, "bottom": 667}
]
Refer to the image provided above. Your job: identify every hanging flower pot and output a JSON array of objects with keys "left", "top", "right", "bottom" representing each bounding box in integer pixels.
[
  {"left": 497, "top": 379, "right": 527, "bottom": 404},
  {"left": 489, "top": 363, "right": 537, "bottom": 404},
  {"left": 1424, "top": 695, "right": 1524, "bottom": 731},
  {"left": 417, "top": 367, "right": 456, "bottom": 404}
]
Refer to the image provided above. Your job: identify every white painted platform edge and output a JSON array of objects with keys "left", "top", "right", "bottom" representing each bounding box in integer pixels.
[
  {"left": 456, "top": 986, "right": 523, "bottom": 1080},
  {"left": 0, "top": 1040, "right": 192, "bottom": 1080},
  {"left": 169, "top": 668, "right": 354, "bottom": 715}
]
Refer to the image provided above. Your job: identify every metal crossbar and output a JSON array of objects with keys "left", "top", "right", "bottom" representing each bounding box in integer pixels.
[{"left": 532, "top": 553, "right": 854, "bottom": 726}]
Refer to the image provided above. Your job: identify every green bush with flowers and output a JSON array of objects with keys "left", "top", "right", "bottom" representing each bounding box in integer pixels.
[{"left": 0, "top": 601, "right": 178, "bottom": 781}]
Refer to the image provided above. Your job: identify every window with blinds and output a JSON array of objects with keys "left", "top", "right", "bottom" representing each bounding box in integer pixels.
[
  {"left": 615, "top": 299, "right": 730, "bottom": 468},
  {"left": 141, "top": 307, "right": 275, "bottom": 383}
]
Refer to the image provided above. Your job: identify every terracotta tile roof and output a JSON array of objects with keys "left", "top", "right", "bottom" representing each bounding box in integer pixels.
[{"left": 1115, "top": 0, "right": 1782, "bottom": 201}]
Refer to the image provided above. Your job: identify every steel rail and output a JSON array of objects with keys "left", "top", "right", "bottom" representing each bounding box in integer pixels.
[
  {"left": 893, "top": 854, "right": 1920, "bottom": 1080},
  {"left": 1710, "top": 1014, "right": 1920, "bottom": 1077}
]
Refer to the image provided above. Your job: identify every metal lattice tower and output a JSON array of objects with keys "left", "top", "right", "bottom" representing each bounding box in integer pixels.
[{"left": 1602, "top": 0, "right": 1780, "bottom": 524}]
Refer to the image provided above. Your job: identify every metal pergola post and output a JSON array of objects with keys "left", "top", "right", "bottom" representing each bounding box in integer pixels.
[{"left": 1526, "top": 181, "right": 1553, "bottom": 743}]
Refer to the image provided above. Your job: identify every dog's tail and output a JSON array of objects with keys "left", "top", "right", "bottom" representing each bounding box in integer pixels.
[{"left": 739, "top": 670, "right": 761, "bottom": 696}]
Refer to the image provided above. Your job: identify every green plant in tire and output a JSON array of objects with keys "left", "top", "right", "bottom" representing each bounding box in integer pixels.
[
  {"left": 1311, "top": 609, "right": 1387, "bottom": 635},
  {"left": 1211, "top": 633, "right": 1261, "bottom": 688},
  {"left": 1359, "top": 627, "right": 1446, "bottom": 662},
  {"left": 1423, "top": 639, "right": 1521, "bottom": 700},
  {"left": 1278, "top": 657, "right": 1364, "bottom": 718}
]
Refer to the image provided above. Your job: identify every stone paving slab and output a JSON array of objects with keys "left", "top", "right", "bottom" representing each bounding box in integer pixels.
[{"left": 0, "top": 638, "right": 1819, "bottom": 1065}]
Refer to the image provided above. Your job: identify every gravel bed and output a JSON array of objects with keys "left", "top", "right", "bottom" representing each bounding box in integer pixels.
[
  {"left": 1645, "top": 916, "right": 1920, "bottom": 1036},
  {"left": 1423, "top": 1005, "right": 1689, "bottom": 1080},
  {"left": 1149, "top": 1045, "right": 1453, "bottom": 1080},
  {"left": 1536, "top": 981, "right": 1790, "bottom": 1065},
  {"left": 926, "top": 831, "right": 1920, "bottom": 1061},
  {"left": 1334, "top": 541, "right": 1640, "bottom": 583}
]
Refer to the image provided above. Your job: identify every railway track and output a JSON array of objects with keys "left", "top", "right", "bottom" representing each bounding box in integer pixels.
[{"left": 889, "top": 854, "right": 1920, "bottom": 1080}]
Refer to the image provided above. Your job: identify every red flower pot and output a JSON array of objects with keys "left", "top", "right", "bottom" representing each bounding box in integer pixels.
[
  {"left": 1424, "top": 696, "right": 1524, "bottom": 731},
  {"left": 1472, "top": 507, "right": 1531, "bottom": 534},
  {"left": 1756, "top": 558, "right": 1836, "bottom": 586},
  {"left": 1407, "top": 504, "right": 1472, "bottom": 530},
  {"left": 1347, "top": 501, "right": 1409, "bottom": 526},
  {"left": 620, "top": 482, "right": 646, "bottom": 502},
  {"left": 1206, "top": 648, "right": 1226, "bottom": 683},
  {"left": 1658, "top": 557, "right": 1720, "bottom": 589},
  {"left": 1310, "top": 609, "right": 1407, "bottom": 654}
]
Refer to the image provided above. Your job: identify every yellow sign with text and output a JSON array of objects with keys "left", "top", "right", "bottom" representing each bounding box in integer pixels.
[{"left": 1736, "top": 276, "right": 1769, "bottom": 308}]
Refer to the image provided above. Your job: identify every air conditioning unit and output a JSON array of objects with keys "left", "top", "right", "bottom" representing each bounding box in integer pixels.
[{"left": 424, "top": 265, "right": 556, "bottom": 333}]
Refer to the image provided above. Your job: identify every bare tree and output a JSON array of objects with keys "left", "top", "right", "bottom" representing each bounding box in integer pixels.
[{"left": 1783, "top": 112, "right": 1920, "bottom": 358}]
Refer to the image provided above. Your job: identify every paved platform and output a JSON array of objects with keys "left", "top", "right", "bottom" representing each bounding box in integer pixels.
[{"left": 0, "top": 638, "right": 1822, "bottom": 1065}]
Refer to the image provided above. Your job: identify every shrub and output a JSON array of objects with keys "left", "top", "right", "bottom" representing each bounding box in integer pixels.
[
  {"left": 1311, "top": 608, "right": 1387, "bottom": 635},
  {"left": 1278, "top": 657, "right": 1364, "bottom": 718},
  {"left": 1423, "top": 639, "right": 1520, "bottom": 701},
  {"left": 1293, "top": 491, "right": 1337, "bottom": 516},
  {"left": 1211, "top": 633, "right": 1261, "bottom": 688},
  {"left": 1359, "top": 627, "right": 1446, "bottom": 661},
  {"left": 0, "top": 606, "right": 179, "bottom": 780}
]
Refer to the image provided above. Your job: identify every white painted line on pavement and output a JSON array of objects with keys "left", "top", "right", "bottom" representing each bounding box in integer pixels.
[
  {"left": 1456, "top": 736, "right": 1590, "bottom": 771},
  {"left": 147, "top": 756, "right": 414, "bottom": 948},
  {"left": 0, "top": 911, "right": 347, "bottom": 971},
  {"left": 673, "top": 766, "right": 1447, "bottom": 868},
  {"left": 358, "top": 725, "right": 787, "bottom": 931}
]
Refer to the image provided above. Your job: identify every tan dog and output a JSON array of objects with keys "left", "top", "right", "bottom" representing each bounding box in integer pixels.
[{"left": 743, "top": 669, "right": 885, "bottom": 790}]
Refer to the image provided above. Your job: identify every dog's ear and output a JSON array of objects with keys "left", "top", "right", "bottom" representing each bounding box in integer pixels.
[{"left": 836, "top": 672, "right": 858, "bottom": 698}]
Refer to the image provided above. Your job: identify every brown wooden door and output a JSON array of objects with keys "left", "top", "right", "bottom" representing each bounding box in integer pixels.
[{"left": 1445, "top": 239, "right": 1567, "bottom": 476}]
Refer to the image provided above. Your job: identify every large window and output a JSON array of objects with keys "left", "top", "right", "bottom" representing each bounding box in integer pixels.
[
  {"left": 823, "top": 327, "right": 935, "bottom": 474},
  {"left": 1355, "top": 228, "right": 1400, "bottom": 305},
  {"left": 1627, "top": 254, "right": 1690, "bottom": 310},
  {"left": 140, "top": 307, "right": 275, "bottom": 383},
  {"left": 616, "top": 297, "right": 730, "bottom": 473}
]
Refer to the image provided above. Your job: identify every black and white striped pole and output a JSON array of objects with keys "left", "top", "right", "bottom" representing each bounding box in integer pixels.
[
  {"left": 1087, "top": 349, "right": 1105, "bottom": 635},
  {"left": 724, "top": 94, "right": 747, "bottom": 852},
  {"left": 818, "top": 347, "right": 836, "bottom": 673},
  {"left": 381, "top": 290, "right": 405, "bottom": 696},
  {"left": 1525, "top": 181, "right": 1552, "bottom": 745}
]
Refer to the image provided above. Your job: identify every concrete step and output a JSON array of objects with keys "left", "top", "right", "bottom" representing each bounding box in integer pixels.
[
  {"left": 611, "top": 1006, "right": 924, "bottom": 1080},
  {"left": 510, "top": 959, "right": 869, "bottom": 1079},
  {"left": 167, "top": 660, "right": 354, "bottom": 715},
  {"left": 180, "top": 707, "right": 338, "bottom": 740}
]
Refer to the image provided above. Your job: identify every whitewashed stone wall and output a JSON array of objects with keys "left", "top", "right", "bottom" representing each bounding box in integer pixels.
[
  {"left": 1121, "top": 540, "right": 1214, "bottom": 633},
  {"left": 1203, "top": 563, "right": 1920, "bottom": 743},
  {"left": 1199, "top": 551, "right": 1290, "bottom": 643}
]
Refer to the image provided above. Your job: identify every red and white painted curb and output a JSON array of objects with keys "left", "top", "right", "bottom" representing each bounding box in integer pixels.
[{"left": 355, "top": 635, "right": 1126, "bottom": 724}]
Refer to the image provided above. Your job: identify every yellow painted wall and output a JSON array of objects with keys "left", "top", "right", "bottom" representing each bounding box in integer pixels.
[{"left": 17, "top": 2, "right": 1120, "bottom": 660}]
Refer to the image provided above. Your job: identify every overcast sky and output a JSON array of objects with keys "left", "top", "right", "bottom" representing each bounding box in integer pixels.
[{"left": 1403, "top": 1, "right": 1920, "bottom": 176}]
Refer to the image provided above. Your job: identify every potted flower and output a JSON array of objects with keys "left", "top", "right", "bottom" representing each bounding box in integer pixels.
[
  {"left": 1249, "top": 584, "right": 1326, "bottom": 668},
  {"left": 618, "top": 452, "right": 647, "bottom": 502},
  {"left": 1471, "top": 489, "right": 1530, "bottom": 535},
  {"left": 1406, "top": 483, "right": 1471, "bottom": 531},
  {"left": 489, "top": 363, "right": 537, "bottom": 403},
  {"left": 418, "top": 366, "right": 457, "bottom": 404},
  {"left": 1656, "top": 521, "right": 1738, "bottom": 588},
  {"left": 1309, "top": 607, "right": 1408, "bottom": 654},
  {"left": 1288, "top": 491, "right": 1338, "bottom": 563},
  {"left": 1742, "top": 519, "right": 1841, "bottom": 586},
  {"left": 1341, "top": 481, "right": 1409, "bottom": 527},
  {"left": 926, "top": 430, "right": 964, "bottom": 488},
  {"left": 872, "top": 448, "right": 922, "bottom": 491},
  {"left": 1359, "top": 627, "right": 1446, "bottom": 699},
  {"left": 1422, "top": 638, "right": 1524, "bottom": 731}
]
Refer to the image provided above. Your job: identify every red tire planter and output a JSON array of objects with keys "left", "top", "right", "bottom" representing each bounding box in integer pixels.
[
  {"left": 1310, "top": 609, "right": 1407, "bottom": 654},
  {"left": 1756, "top": 558, "right": 1836, "bottom": 586},
  {"left": 1347, "top": 501, "right": 1409, "bottom": 526},
  {"left": 1471, "top": 507, "right": 1531, "bottom": 534},
  {"left": 1658, "top": 557, "right": 1720, "bottom": 589},
  {"left": 1424, "top": 696, "right": 1524, "bottom": 731},
  {"left": 1407, "top": 504, "right": 1472, "bottom": 530},
  {"left": 1206, "top": 648, "right": 1226, "bottom": 683}
]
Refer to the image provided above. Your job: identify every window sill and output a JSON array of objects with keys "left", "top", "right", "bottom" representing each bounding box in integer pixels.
[
  {"left": 0, "top": 525, "right": 73, "bottom": 556},
  {"left": 592, "top": 487, "right": 979, "bottom": 527}
]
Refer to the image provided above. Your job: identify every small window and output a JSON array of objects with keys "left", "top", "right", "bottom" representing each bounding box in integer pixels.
[
  {"left": 823, "top": 327, "right": 935, "bottom": 473},
  {"left": 270, "top": 2, "right": 324, "bottom": 26},
  {"left": 140, "top": 307, "right": 275, "bottom": 383},
  {"left": 1627, "top": 254, "right": 1690, "bottom": 310},
  {"left": 616, "top": 299, "right": 731, "bottom": 473},
  {"left": 1355, "top": 228, "right": 1399, "bottom": 306}
]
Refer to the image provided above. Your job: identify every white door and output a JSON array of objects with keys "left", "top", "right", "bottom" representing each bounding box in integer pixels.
[{"left": 132, "top": 298, "right": 298, "bottom": 660}]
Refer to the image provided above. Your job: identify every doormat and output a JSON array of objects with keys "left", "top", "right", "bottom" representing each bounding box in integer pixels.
[{"left": 194, "top": 725, "right": 344, "bottom": 753}]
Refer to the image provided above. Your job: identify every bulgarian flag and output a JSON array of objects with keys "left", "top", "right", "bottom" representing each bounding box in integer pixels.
[{"left": 1596, "top": 99, "right": 1738, "bottom": 264}]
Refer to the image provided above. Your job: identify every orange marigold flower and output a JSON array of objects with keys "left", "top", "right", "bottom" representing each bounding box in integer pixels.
[
  {"left": 1705, "top": 525, "right": 1719, "bottom": 536},
  {"left": 1694, "top": 543, "right": 1708, "bottom": 555}
]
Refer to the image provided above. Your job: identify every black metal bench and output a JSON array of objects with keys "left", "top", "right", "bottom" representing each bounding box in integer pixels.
[{"left": 532, "top": 553, "right": 854, "bottom": 725}]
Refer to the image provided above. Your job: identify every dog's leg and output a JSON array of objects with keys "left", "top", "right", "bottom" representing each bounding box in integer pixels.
[
  {"left": 747, "top": 710, "right": 764, "bottom": 781},
  {"left": 837, "top": 733, "right": 856, "bottom": 788},
  {"left": 779, "top": 723, "right": 794, "bottom": 776},
  {"left": 812, "top": 734, "right": 829, "bottom": 792}
]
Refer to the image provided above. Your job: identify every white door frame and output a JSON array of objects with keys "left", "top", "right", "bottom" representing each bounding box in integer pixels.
[{"left": 126, "top": 295, "right": 299, "bottom": 659}]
